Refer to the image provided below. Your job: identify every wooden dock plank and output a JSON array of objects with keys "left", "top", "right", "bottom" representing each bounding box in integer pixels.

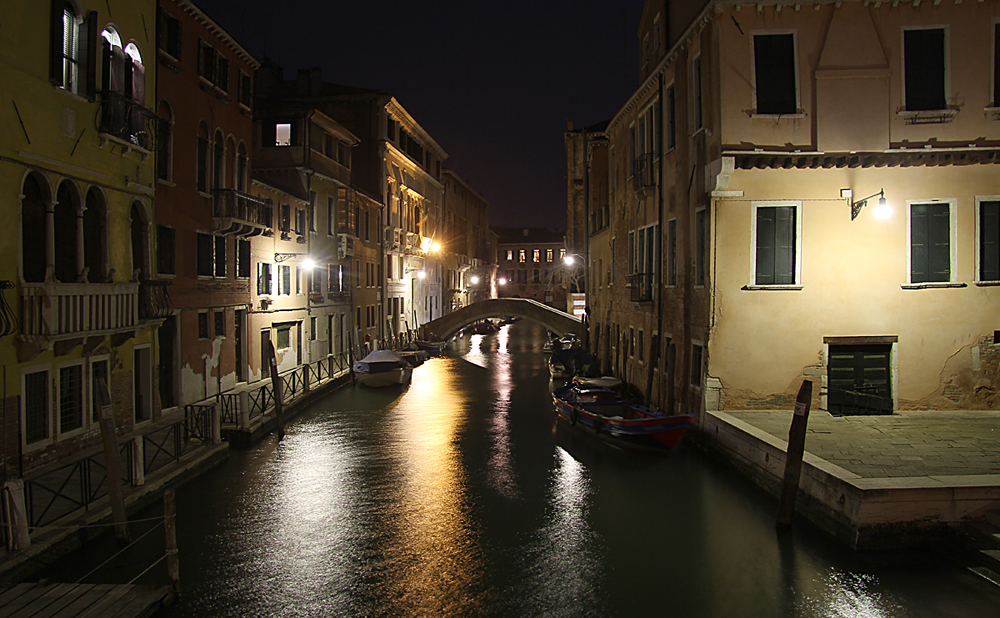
[
  {"left": 13, "top": 582, "right": 79, "bottom": 618},
  {"left": 48, "top": 584, "right": 117, "bottom": 618},
  {"left": 0, "top": 584, "right": 38, "bottom": 614},
  {"left": 0, "top": 583, "right": 52, "bottom": 618},
  {"left": 71, "top": 585, "right": 133, "bottom": 618},
  {"left": 107, "top": 587, "right": 171, "bottom": 618},
  {"left": 30, "top": 583, "right": 95, "bottom": 618}
]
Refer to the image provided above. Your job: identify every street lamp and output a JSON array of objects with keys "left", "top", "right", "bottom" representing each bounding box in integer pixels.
[
  {"left": 844, "top": 188, "right": 891, "bottom": 221},
  {"left": 274, "top": 253, "right": 314, "bottom": 269}
]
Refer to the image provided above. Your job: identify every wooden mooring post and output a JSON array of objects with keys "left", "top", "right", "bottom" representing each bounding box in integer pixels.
[
  {"left": 96, "top": 378, "right": 130, "bottom": 543},
  {"left": 265, "top": 339, "right": 285, "bottom": 441},
  {"left": 776, "top": 379, "right": 813, "bottom": 530},
  {"left": 164, "top": 489, "right": 179, "bottom": 592}
]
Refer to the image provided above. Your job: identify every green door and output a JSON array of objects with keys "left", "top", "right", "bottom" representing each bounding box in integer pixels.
[{"left": 828, "top": 344, "right": 892, "bottom": 415}]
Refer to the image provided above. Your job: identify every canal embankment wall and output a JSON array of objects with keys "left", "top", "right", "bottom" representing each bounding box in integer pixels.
[{"left": 696, "top": 411, "right": 1000, "bottom": 550}]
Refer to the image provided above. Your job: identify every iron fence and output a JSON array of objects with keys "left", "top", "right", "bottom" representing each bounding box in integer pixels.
[
  {"left": 218, "top": 393, "right": 239, "bottom": 425},
  {"left": 144, "top": 405, "right": 213, "bottom": 476}
]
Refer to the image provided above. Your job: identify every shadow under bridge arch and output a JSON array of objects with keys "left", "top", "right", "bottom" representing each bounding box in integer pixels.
[{"left": 418, "top": 298, "right": 584, "bottom": 341}]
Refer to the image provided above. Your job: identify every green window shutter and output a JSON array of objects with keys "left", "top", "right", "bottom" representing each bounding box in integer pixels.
[
  {"left": 911, "top": 203, "right": 950, "bottom": 283},
  {"left": 756, "top": 206, "right": 795, "bottom": 284},
  {"left": 981, "top": 201, "right": 1000, "bottom": 281}
]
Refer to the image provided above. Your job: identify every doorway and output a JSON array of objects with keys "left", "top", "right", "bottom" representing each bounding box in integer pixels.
[{"left": 827, "top": 342, "right": 893, "bottom": 415}]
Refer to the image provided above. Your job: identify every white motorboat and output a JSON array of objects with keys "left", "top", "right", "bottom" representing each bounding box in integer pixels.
[{"left": 353, "top": 350, "right": 413, "bottom": 387}]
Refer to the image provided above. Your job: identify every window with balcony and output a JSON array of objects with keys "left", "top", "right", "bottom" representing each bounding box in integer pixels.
[
  {"left": 100, "top": 29, "right": 148, "bottom": 148},
  {"left": 21, "top": 173, "right": 48, "bottom": 283},
  {"left": 904, "top": 28, "right": 947, "bottom": 112},
  {"left": 54, "top": 181, "right": 80, "bottom": 283},
  {"left": 753, "top": 33, "right": 798, "bottom": 115},
  {"left": 84, "top": 187, "right": 107, "bottom": 282}
]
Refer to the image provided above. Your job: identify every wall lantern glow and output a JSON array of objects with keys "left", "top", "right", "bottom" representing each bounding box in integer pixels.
[
  {"left": 275, "top": 252, "right": 313, "bottom": 268},
  {"left": 415, "top": 270, "right": 426, "bottom": 279},
  {"left": 498, "top": 277, "right": 507, "bottom": 285},
  {"left": 563, "top": 255, "right": 577, "bottom": 266},
  {"left": 847, "top": 188, "right": 891, "bottom": 221},
  {"left": 470, "top": 275, "right": 480, "bottom": 285}
]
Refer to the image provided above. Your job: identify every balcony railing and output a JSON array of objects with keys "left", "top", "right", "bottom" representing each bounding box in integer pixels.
[
  {"left": 213, "top": 189, "right": 271, "bottom": 235},
  {"left": 21, "top": 282, "right": 138, "bottom": 339},
  {"left": 139, "top": 280, "right": 173, "bottom": 320},
  {"left": 632, "top": 153, "right": 656, "bottom": 194},
  {"left": 628, "top": 272, "right": 654, "bottom": 302},
  {"left": 98, "top": 90, "right": 160, "bottom": 152}
]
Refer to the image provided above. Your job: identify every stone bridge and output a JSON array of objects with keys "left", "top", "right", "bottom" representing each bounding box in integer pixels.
[{"left": 418, "top": 298, "right": 585, "bottom": 342}]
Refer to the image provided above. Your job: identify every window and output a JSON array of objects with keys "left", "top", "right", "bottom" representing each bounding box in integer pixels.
[
  {"left": 667, "top": 219, "right": 677, "bottom": 286},
  {"left": 695, "top": 208, "right": 707, "bottom": 286},
  {"left": 24, "top": 369, "right": 49, "bottom": 445},
  {"left": 198, "top": 39, "right": 228, "bottom": 92},
  {"left": 196, "top": 232, "right": 213, "bottom": 276},
  {"left": 506, "top": 250, "right": 513, "bottom": 261},
  {"left": 753, "top": 33, "right": 797, "bottom": 115},
  {"left": 157, "top": 225, "right": 175, "bottom": 275},
  {"left": 280, "top": 204, "right": 291, "bottom": 234},
  {"left": 296, "top": 266, "right": 303, "bottom": 295},
  {"left": 980, "top": 200, "right": 1000, "bottom": 282},
  {"left": 237, "top": 238, "right": 251, "bottom": 279},
  {"left": 197, "top": 123, "right": 209, "bottom": 192},
  {"left": 58, "top": 364, "right": 83, "bottom": 434},
  {"left": 276, "top": 324, "right": 292, "bottom": 350},
  {"left": 693, "top": 55, "right": 703, "bottom": 130},
  {"left": 753, "top": 203, "right": 799, "bottom": 286},
  {"left": 532, "top": 269, "right": 540, "bottom": 283},
  {"left": 156, "top": 7, "right": 182, "bottom": 61},
  {"left": 910, "top": 202, "right": 952, "bottom": 283},
  {"left": 90, "top": 358, "right": 109, "bottom": 423},
  {"left": 50, "top": 2, "right": 96, "bottom": 97},
  {"left": 280, "top": 264, "right": 291, "bottom": 295},
  {"left": 628, "top": 230, "right": 636, "bottom": 274},
  {"left": 239, "top": 70, "right": 252, "bottom": 109},
  {"left": 258, "top": 262, "right": 273, "bottom": 295},
  {"left": 295, "top": 208, "right": 306, "bottom": 235},
  {"left": 546, "top": 249, "right": 553, "bottom": 262},
  {"left": 533, "top": 249, "right": 540, "bottom": 263},
  {"left": 198, "top": 311, "right": 209, "bottom": 339},
  {"left": 214, "top": 235, "right": 226, "bottom": 277},
  {"left": 276, "top": 123, "right": 292, "bottom": 146},
  {"left": 519, "top": 249, "right": 526, "bottom": 263},
  {"left": 310, "top": 316, "right": 317, "bottom": 341},
  {"left": 157, "top": 101, "right": 173, "bottom": 181},
  {"left": 630, "top": 327, "right": 636, "bottom": 357},
  {"left": 904, "top": 28, "right": 947, "bottom": 112},
  {"left": 691, "top": 344, "right": 704, "bottom": 387},
  {"left": 214, "top": 310, "right": 225, "bottom": 338},
  {"left": 666, "top": 84, "right": 676, "bottom": 150},
  {"left": 327, "top": 197, "right": 336, "bottom": 235},
  {"left": 638, "top": 331, "right": 645, "bottom": 362}
]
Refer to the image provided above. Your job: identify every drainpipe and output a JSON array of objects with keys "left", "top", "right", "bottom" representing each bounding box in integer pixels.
[{"left": 651, "top": 70, "right": 666, "bottom": 408}]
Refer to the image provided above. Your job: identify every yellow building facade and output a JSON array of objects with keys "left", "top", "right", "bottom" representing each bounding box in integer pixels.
[{"left": 1, "top": 0, "right": 161, "bottom": 474}]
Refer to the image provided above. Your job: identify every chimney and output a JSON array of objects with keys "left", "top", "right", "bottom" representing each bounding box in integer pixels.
[
  {"left": 567, "top": 119, "right": 574, "bottom": 131},
  {"left": 310, "top": 66, "right": 322, "bottom": 96},
  {"left": 296, "top": 68, "right": 310, "bottom": 97}
]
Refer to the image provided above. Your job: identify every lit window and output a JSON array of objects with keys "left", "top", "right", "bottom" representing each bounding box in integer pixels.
[
  {"left": 276, "top": 123, "right": 291, "bottom": 146},
  {"left": 533, "top": 249, "right": 540, "bottom": 263}
]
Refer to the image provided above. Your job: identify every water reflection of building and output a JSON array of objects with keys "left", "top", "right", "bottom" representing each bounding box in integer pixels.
[
  {"left": 494, "top": 227, "right": 568, "bottom": 310},
  {"left": 570, "top": 0, "right": 1000, "bottom": 417}
]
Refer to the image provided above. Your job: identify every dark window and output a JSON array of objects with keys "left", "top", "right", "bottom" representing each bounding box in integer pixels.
[
  {"left": 214, "top": 235, "right": 226, "bottom": 277},
  {"left": 981, "top": 201, "right": 1000, "bottom": 281},
  {"left": 237, "top": 238, "right": 251, "bottom": 279},
  {"left": 215, "top": 55, "right": 229, "bottom": 93},
  {"left": 239, "top": 70, "right": 252, "bottom": 108},
  {"left": 693, "top": 56, "right": 703, "bottom": 130},
  {"left": 157, "top": 225, "right": 175, "bottom": 275},
  {"left": 667, "top": 219, "right": 677, "bottom": 286},
  {"left": 214, "top": 311, "right": 225, "bottom": 338},
  {"left": 690, "top": 344, "right": 704, "bottom": 387},
  {"left": 21, "top": 174, "right": 47, "bottom": 283},
  {"left": 754, "top": 33, "right": 797, "bottom": 114},
  {"left": 755, "top": 206, "right": 797, "bottom": 285},
  {"left": 197, "top": 40, "right": 216, "bottom": 83},
  {"left": 276, "top": 324, "right": 291, "bottom": 349},
  {"left": 280, "top": 204, "right": 291, "bottom": 233},
  {"left": 196, "top": 232, "right": 213, "bottom": 276},
  {"left": 910, "top": 203, "right": 950, "bottom": 283},
  {"left": 198, "top": 312, "right": 209, "bottom": 339},
  {"left": 196, "top": 135, "right": 208, "bottom": 192},
  {"left": 904, "top": 28, "right": 947, "bottom": 111},
  {"left": 24, "top": 370, "right": 49, "bottom": 444},
  {"left": 157, "top": 116, "right": 171, "bottom": 181},
  {"left": 156, "top": 7, "right": 182, "bottom": 61},
  {"left": 666, "top": 84, "right": 676, "bottom": 150},
  {"left": 295, "top": 208, "right": 306, "bottom": 235}
]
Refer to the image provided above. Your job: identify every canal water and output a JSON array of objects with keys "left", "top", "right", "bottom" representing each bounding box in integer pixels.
[{"left": 39, "top": 321, "right": 1000, "bottom": 617}]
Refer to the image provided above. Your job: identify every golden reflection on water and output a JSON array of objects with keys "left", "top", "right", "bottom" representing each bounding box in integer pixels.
[
  {"left": 488, "top": 325, "right": 517, "bottom": 498},
  {"left": 383, "top": 357, "right": 487, "bottom": 615}
]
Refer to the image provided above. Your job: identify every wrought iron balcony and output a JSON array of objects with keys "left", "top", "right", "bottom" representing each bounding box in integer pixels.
[
  {"left": 98, "top": 90, "right": 160, "bottom": 152},
  {"left": 628, "top": 272, "right": 654, "bottom": 303},
  {"left": 20, "top": 282, "right": 138, "bottom": 340},
  {"left": 631, "top": 153, "right": 657, "bottom": 196},
  {"left": 139, "top": 280, "right": 173, "bottom": 320},
  {"left": 213, "top": 189, "right": 271, "bottom": 236}
]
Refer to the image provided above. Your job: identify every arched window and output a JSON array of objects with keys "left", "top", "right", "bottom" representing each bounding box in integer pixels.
[
  {"left": 21, "top": 173, "right": 48, "bottom": 283},
  {"left": 213, "top": 129, "right": 225, "bottom": 191},
  {"left": 196, "top": 122, "right": 209, "bottom": 193},
  {"left": 83, "top": 187, "right": 107, "bottom": 282},
  {"left": 130, "top": 201, "right": 149, "bottom": 281},
  {"left": 157, "top": 100, "right": 173, "bottom": 181},
  {"left": 226, "top": 135, "right": 237, "bottom": 190},
  {"left": 54, "top": 181, "right": 80, "bottom": 283}
]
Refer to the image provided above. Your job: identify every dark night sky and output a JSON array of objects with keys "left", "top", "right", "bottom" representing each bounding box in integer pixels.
[{"left": 191, "top": 0, "right": 645, "bottom": 231}]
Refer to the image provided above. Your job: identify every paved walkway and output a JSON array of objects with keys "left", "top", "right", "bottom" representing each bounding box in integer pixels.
[{"left": 726, "top": 409, "right": 1000, "bottom": 479}]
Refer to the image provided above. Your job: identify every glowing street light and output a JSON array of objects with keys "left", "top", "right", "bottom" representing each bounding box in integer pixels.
[
  {"left": 470, "top": 275, "right": 480, "bottom": 285},
  {"left": 498, "top": 277, "right": 507, "bottom": 286}
]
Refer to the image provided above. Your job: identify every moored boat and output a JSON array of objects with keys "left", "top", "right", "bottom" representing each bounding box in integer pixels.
[
  {"left": 552, "top": 383, "right": 696, "bottom": 451},
  {"left": 548, "top": 355, "right": 571, "bottom": 379},
  {"left": 413, "top": 340, "right": 446, "bottom": 355},
  {"left": 353, "top": 350, "right": 413, "bottom": 387}
]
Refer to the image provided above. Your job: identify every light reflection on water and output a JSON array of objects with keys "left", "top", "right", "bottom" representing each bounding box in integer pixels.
[{"left": 137, "top": 321, "right": 1000, "bottom": 617}]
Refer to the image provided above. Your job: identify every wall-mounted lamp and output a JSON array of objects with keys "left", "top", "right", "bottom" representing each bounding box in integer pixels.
[
  {"left": 469, "top": 275, "right": 480, "bottom": 285},
  {"left": 498, "top": 277, "right": 507, "bottom": 286},
  {"left": 406, "top": 268, "right": 426, "bottom": 279},
  {"left": 275, "top": 253, "right": 315, "bottom": 269},
  {"left": 845, "top": 188, "right": 891, "bottom": 221}
]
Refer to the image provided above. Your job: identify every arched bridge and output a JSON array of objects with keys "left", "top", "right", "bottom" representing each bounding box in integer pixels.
[{"left": 418, "top": 298, "right": 584, "bottom": 342}]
